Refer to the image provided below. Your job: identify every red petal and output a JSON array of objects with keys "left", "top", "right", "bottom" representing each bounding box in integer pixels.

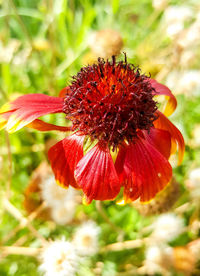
[
  {"left": 142, "top": 128, "right": 171, "bottom": 159},
  {"left": 27, "top": 119, "right": 70, "bottom": 132},
  {"left": 150, "top": 79, "right": 177, "bottom": 116},
  {"left": 116, "top": 137, "right": 172, "bottom": 202},
  {"left": 123, "top": 174, "right": 141, "bottom": 202},
  {"left": 0, "top": 111, "right": 69, "bottom": 132},
  {"left": 115, "top": 143, "right": 131, "bottom": 183},
  {"left": 0, "top": 94, "right": 64, "bottom": 132},
  {"left": 75, "top": 143, "right": 120, "bottom": 203},
  {"left": 154, "top": 111, "right": 185, "bottom": 164},
  {"left": 0, "top": 111, "right": 12, "bottom": 130},
  {"left": 48, "top": 134, "right": 84, "bottom": 189}
]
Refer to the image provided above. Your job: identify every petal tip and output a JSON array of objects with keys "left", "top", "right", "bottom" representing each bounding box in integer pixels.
[
  {"left": 116, "top": 199, "right": 126, "bottom": 205},
  {"left": 82, "top": 195, "right": 92, "bottom": 205}
]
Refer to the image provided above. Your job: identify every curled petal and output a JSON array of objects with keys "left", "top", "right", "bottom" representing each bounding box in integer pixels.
[
  {"left": 0, "top": 94, "right": 64, "bottom": 132},
  {"left": 150, "top": 79, "right": 177, "bottom": 116},
  {"left": 75, "top": 143, "right": 120, "bottom": 203},
  {"left": 0, "top": 112, "right": 69, "bottom": 132},
  {"left": 143, "top": 128, "right": 171, "bottom": 159},
  {"left": 48, "top": 134, "right": 84, "bottom": 189},
  {"left": 0, "top": 111, "right": 12, "bottom": 130},
  {"left": 154, "top": 111, "right": 185, "bottom": 164},
  {"left": 27, "top": 119, "right": 70, "bottom": 132},
  {"left": 115, "top": 137, "right": 172, "bottom": 202}
]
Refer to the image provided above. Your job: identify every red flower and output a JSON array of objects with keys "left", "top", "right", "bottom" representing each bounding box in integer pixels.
[{"left": 0, "top": 56, "right": 184, "bottom": 204}]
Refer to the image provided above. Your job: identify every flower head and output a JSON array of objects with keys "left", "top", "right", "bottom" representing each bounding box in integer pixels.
[
  {"left": 151, "top": 213, "right": 185, "bottom": 242},
  {"left": 39, "top": 239, "right": 79, "bottom": 276},
  {"left": 88, "top": 29, "right": 123, "bottom": 59},
  {"left": 40, "top": 176, "right": 77, "bottom": 208},
  {"left": 51, "top": 204, "right": 75, "bottom": 225},
  {"left": 152, "top": 0, "right": 168, "bottom": 11},
  {"left": 163, "top": 6, "right": 193, "bottom": 38},
  {"left": 40, "top": 176, "right": 78, "bottom": 224},
  {"left": 192, "top": 125, "right": 200, "bottom": 147},
  {"left": 63, "top": 57, "right": 158, "bottom": 149},
  {"left": 0, "top": 56, "right": 184, "bottom": 204},
  {"left": 72, "top": 220, "right": 100, "bottom": 256},
  {"left": 166, "top": 70, "right": 200, "bottom": 96},
  {"left": 186, "top": 168, "right": 200, "bottom": 199}
]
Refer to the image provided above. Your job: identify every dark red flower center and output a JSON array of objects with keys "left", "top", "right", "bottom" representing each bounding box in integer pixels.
[{"left": 63, "top": 56, "right": 158, "bottom": 149}]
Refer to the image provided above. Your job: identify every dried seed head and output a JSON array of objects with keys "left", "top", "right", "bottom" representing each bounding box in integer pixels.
[{"left": 89, "top": 29, "right": 123, "bottom": 58}]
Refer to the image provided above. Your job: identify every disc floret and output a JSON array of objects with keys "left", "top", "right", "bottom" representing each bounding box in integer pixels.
[{"left": 63, "top": 56, "right": 157, "bottom": 149}]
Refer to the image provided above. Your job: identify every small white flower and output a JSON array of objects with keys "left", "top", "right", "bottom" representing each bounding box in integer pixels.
[
  {"left": 187, "top": 168, "right": 200, "bottom": 199},
  {"left": 152, "top": 0, "right": 168, "bottom": 10},
  {"left": 164, "top": 6, "right": 193, "bottom": 25},
  {"left": 51, "top": 202, "right": 76, "bottom": 225},
  {"left": 166, "top": 70, "right": 200, "bottom": 96},
  {"left": 143, "top": 244, "right": 174, "bottom": 275},
  {"left": 166, "top": 22, "right": 184, "bottom": 38},
  {"left": 192, "top": 125, "right": 200, "bottom": 147},
  {"left": 40, "top": 176, "right": 77, "bottom": 208},
  {"left": 151, "top": 213, "right": 184, "bottom": 242},
  {"left": 180, "top": 50, "right": 196, "bottom": 68},
  {"left": 40, "top": 177, "right": 78, "bottom": 224},
  {"left": 12, "top": 47, "right": 31, "bottom": 66},
  {"left": 178, "top": 21, "right": 200, "bottom": 49},
  {"left": 0, "top": 39, "right": 21, "bottom": 63},
  {"left": 179, "top": 71, "right": 200, "bottom": 96},
  {"left": 163, "top": 6, "right": 193, "bottom": 38},
  {"left": 39, "top": 239, "right": 79, "bottom": 276},
  {"left": 73, "top": 221, "right": 100, "bottom": 256},
  {"left": 40, "top": 175, "right": 79, "bottom": 225},
  {"left": 189, "top": 168, "right": 200, "bottom": 186}
]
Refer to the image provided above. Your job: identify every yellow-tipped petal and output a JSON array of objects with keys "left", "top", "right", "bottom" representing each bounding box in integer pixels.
[
  {"left": 6, "top": 115, "right": 29, "bottom": 133},
  {"left": 82, "top": 195, "right": 91, "bottom": 205},
  {"left": 116, "top": 199, "right": 126, "bottom": 205},
  {"left": 0, "top": 103, "right": 12, "bottom": 114},
  {"left": 164, "top": 96, "right": 177, "bottom": 117},
  {"left": 0, "top": 117, "right": 7, "bottom": 130},
  {"left": 56, "top": 180, "right": 68, "bottom": 190}
]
